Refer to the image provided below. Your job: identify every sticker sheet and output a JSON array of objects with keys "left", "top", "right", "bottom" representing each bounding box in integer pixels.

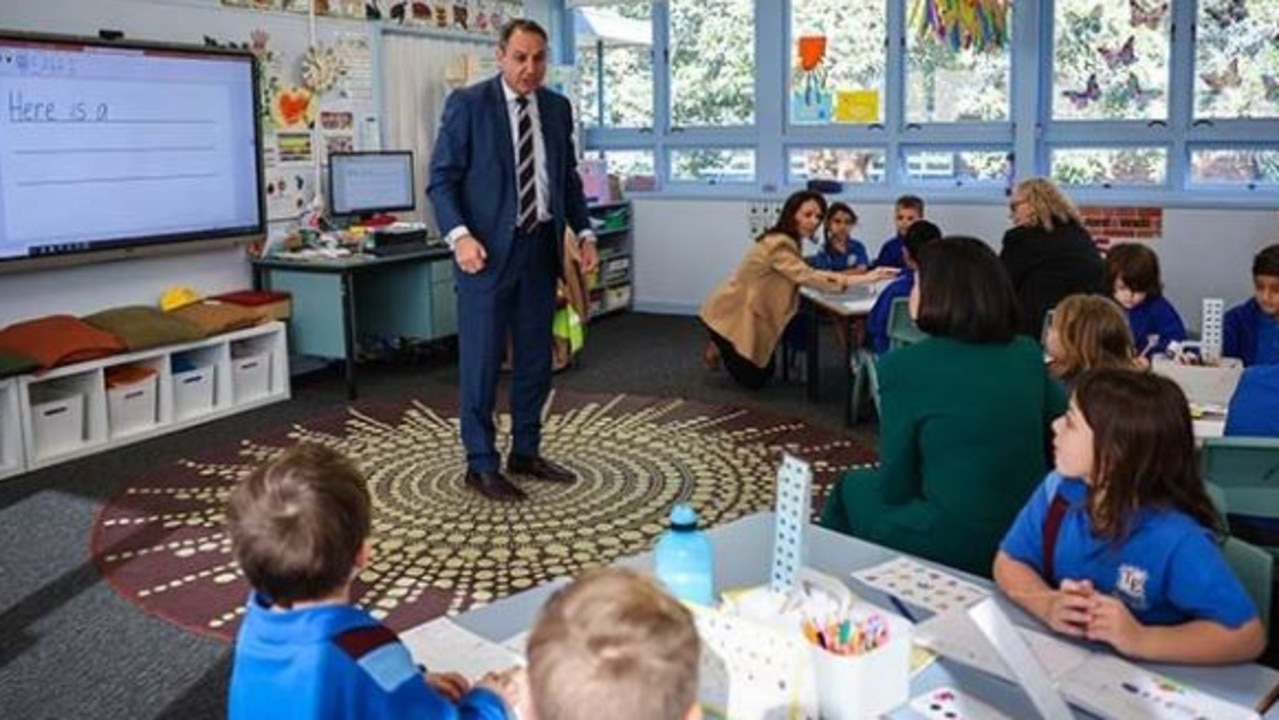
[{"left": 851, "top": 556, "right": 988, "bottom": 615}]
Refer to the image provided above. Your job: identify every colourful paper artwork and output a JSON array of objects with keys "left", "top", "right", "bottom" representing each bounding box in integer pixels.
[
  {"left": 792, "top": 35, "right": 830, "bottom": 123},
  {"left": 271, "top": 86, "right": 317, "bottom": 130},
  {"left": 834, "top": 90, "right": 880, "bottom": 124}
]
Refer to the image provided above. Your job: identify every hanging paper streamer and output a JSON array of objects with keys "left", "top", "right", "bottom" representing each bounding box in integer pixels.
[{"left": 911, "top": 0, "right": 1010, "bottom": 53}]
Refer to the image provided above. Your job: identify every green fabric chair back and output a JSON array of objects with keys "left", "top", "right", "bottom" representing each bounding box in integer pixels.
[
  {"left": 1222, "top": 536, "right": 1273, "bottom": 629},
  {"left": 1202, "top": 437, "right": 1279, "bottom": 490},
  {"left": 887, "top": 297, "right": 926, "bottom": 351},
  {"left": 1207, "top": 480, "right": 1272, "bottom": 627},
  {"left": 1201, "top": 438, "right": 1279, "bottom": 553}
]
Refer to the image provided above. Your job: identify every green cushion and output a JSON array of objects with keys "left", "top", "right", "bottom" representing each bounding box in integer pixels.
[
  {"left": 82, "top": 306, "right": 207, "bottom": 351},
  {"left": 0, "top": 350, "right": 39, "bottom": 379}
]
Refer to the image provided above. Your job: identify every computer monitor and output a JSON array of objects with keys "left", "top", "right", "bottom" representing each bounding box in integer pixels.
[{"left": 327, "top": 151, "right": 415, "bottom": 221}]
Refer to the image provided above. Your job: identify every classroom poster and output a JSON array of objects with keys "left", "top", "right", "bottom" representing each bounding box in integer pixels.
[
  {"left": 319, "top": 110, "right": 355, "bottom": 164},
  {"left": 277, "top": 132, "right": 314, "bottom": 163},
  {"left": 265, "top": 168, "right": 314, "bottom": 220},
  {"left": 335, "top": 32, "right": 374, "bottom": 103}
]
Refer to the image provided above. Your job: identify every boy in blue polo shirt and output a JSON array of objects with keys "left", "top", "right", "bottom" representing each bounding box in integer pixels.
[
  {"left": 865, "top": 220, "right": 942, "bottom": 354},
  {"left": 226, "top": 444, "right": 513, "bottom": 720},
  {"left": 1224, "top": 244, "right": 1279, "bottom": 366},
  {"left": 871, "top": 195, "right": 924, "bottom": 271}
]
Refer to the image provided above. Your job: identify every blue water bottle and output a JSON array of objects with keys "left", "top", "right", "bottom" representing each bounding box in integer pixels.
[{"left": 654, "top": 504, "right": 715, "bottom": 605}]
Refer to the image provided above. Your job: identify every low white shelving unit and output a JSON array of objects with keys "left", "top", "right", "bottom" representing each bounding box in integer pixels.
[
  {"left": 11, "top": 321, "right": 290, "bottom": 475},
  {"left": 0, "top": 378, "right": 23, "bottom": 480}
]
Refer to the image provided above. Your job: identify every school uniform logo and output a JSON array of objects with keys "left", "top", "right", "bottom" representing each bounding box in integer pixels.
[{"left": 1116, "top": 563, "right": 1149, "bottom": 610}]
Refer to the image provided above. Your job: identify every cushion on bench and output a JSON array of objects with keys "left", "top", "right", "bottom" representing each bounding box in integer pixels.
[{"left": 83, "top": 306, "right": 207, "bottom": 350}]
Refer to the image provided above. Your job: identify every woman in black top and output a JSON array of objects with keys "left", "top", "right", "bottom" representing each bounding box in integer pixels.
[{"left": 1000, "top": 177, "right": 1105, "bottom": 339}]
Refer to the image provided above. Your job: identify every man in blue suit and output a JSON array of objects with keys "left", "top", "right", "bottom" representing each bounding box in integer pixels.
[{"left": 428, "top": 19, "right": 597, "bottom": 501}]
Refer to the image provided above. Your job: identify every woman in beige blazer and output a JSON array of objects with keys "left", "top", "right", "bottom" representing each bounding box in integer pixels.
[{"left": 700, "top": 190, "right": 897, "bottom": 389}]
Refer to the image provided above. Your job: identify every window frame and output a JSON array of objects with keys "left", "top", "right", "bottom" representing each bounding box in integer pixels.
[{"left": 560, "top": 0, "right": 1279, "bottom": 207}]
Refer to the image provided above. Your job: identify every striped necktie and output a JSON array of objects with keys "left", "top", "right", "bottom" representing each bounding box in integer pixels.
[{"left": 515, "top": 95, "right": 537, "bottom": 234}]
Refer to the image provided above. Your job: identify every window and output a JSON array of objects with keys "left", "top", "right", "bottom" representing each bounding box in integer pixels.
[
  {"left": 1050, "top": 147, "right": 1168, "bottom": 186},
  {"left": 1193, "top": 0, "right": 1279, "bottom": 119},
  {"left": 787, "top": 148, "right": 886, "bottom": 184},
  {"left": 1051, "top": 0, "right": 1170, "bottom": 121},
  {"left": 586, "top": 149, "right": 657, "bottom": 191},
  {"left": 1188, "top": 147, "right": 1279, "bottom": 186},
  {"left": 573, "top": 4, "right": 653, "bottom": 129},
  {"left": 670, "top": 148, "right": 755, "bottom": 184},
  {"left": 905, "top": 3, "right": 1011, "bottom": 122},
  {"left": 569, "top": 0, "right": 1279, "bottom": 203},
  {"left": 788, "top": 0, "right": 887, "bottom": 125},
  {"left": 902, "top": 148, "right": 1012, "bottom": 185},
  {"left": 668, "top": 0, "right": 755, "bottom": 127}
]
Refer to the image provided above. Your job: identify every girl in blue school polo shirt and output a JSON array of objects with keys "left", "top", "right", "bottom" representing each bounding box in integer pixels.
[
  {"left": 807, "top": 202, "right": 868, "bottom": 273},
  {"left": 994, "top": 369, "right": 1265, "bottom": 665}
]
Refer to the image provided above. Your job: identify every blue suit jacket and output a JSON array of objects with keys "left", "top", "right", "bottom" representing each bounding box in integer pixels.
[{"left": 427, "top": 75, "right": 591, "bottom": 293}]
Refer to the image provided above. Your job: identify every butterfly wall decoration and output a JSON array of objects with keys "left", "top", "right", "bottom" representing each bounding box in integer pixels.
[
  {"left": 1129, "top": 0, "right": 1168, "bottom": 29},
  {"left": 1261, "top": 75, "right": 1279, "bottom": 104},
  {"left": 1205, "top": 0, "right": 1248, "bottom": 29},
  {"left": 1124, "top": 73, "right": 1163, "bottom": 110},
  {"left": 1201, "top": 58, "right": 1243, "bottom": 93},
  {"left": 1099, "top": 35, "right": 1137, "bottom": 70},
  {"left": 1062, "top": 73, "right": 1101, "bottom": 110}
]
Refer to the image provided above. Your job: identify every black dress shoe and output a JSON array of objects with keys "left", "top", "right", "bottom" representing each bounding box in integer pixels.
[
  {"left": 464, "top": 470, "right": 527, "bottom": 501},
  {"left": 507, "top": 455, "right": 576, "bottom": 483}
]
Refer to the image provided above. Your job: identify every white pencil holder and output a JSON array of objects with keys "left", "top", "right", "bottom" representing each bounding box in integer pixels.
[{"left": 809, "top": 610, "right": 912, "bottom": 720}]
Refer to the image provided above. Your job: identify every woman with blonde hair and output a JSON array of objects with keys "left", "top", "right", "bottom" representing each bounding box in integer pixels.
[
  {"left": 1001, "top": 177, "right": 1105, "bottom": 339},
  {"left": 1044, "top": 294, "right": 1139, "bottom": 387}
]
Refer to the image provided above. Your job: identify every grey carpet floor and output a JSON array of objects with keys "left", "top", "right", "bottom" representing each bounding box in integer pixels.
[{"left": 0, "top": 312, "right": 874, "bottom": 719}]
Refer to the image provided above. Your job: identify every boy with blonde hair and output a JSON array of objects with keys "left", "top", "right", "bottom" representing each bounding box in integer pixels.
[
  {"left": 526, "top": 567, "right": 702, "bottom": 720},
  {"left": 226, "top": 443, "right": 511, "bottom": 720}
]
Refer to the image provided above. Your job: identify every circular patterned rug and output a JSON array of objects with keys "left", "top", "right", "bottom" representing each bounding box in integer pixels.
[{"left": 92, "top": 390, "right": 876, "bottom": 641}]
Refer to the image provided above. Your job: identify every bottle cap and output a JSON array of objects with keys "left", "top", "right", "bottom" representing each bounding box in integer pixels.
[{"left": 670, "top": 503, "right": 698, "bottom": 529}]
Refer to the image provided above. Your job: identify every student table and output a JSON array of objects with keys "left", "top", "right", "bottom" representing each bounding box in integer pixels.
[
  {"left": 797, "top": 285, "right": 880, "bottom": 426},
  {"left": 448, "top": 512, "right": 1279, "bottom": 719},
  {"left": 252, "top": 247, "right": 455, "bottom": 399}
]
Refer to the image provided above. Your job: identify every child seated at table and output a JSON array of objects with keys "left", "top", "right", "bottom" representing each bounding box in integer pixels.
[
  {"left": 1105, "top": 242, "right": 1186, "bottom": 356},
  {"left": 994, "top": 369, "right": 1265, "bottom": 664},
  {"left": 225, "top": 444, "right": 513, "bottom": 720},
  {"left": 865, "top": 219, "right": 942, "bottom": 354},
  {"left": 525, "top": 567, "right": 702, "bottom": 720},
  {"left": 871, "top": 195, "right": 924, "bottom": 271},
  {"left": 1224, "top": 244, "right": 1279, "bottom": 367},
  {"left": 808, "top": 202, "right": 868, "bottom": 273},
  {"left": 1043, "top": 294, "right": 1139, "bottom": 387}
]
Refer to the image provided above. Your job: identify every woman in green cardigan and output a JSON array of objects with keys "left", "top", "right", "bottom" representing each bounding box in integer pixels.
[{"left": 821, "top": 236, "right": 1066, "bottom": 577}]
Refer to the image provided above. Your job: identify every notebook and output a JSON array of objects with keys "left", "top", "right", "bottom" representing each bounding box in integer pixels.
[
  {"left": 399, "top": 617, "right": 523, "bottom": 680},
  {"left": 916, "top": 600, "right": 1260, "bottom": 720}
]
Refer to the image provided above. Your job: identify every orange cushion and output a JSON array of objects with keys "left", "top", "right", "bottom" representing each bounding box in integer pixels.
[{"left": 0, "top": 315, "right": 127, "bottom": 369}]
